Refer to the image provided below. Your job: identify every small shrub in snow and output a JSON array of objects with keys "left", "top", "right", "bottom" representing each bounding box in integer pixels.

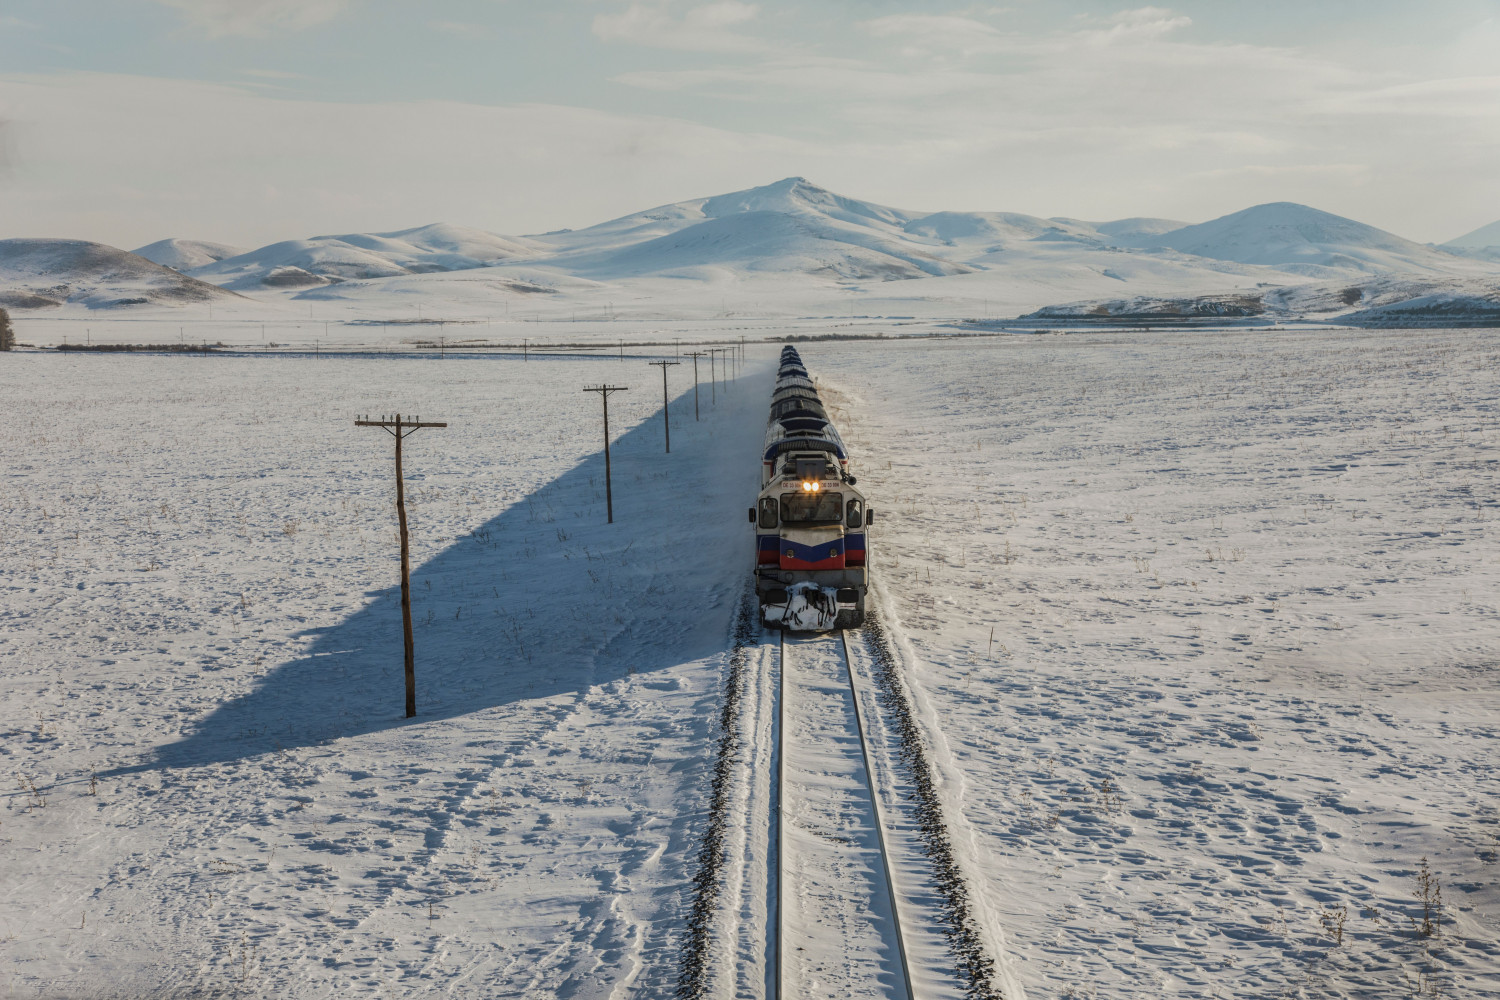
[
  {"left": 0, "top": 307, "right": 13, "bottom": 350},
  {"left": 1413, "top": 857, "right": 1443, "bottom": 939},
  {"left": 18, "top": 775, "right": 46, "bottom": 810},
  {"left": 1319, "top": 902, "right": 1347, "bottom": 946}
]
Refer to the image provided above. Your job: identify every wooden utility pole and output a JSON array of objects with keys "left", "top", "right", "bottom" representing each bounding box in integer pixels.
[
  {"left": 354, "top": 413, "right": 448, "bottom": 719},
  {"left": 685, "top": 351, "right": 706, "bottom": 421},
  {"left": 583, "top": 385, "right": 628, "bottom": 522},
  {"left": 708, "top": 349, "right": 716, "bottom": 407},
  {"left": 646, "top": 360, "right": 680, "bottom": 453}
]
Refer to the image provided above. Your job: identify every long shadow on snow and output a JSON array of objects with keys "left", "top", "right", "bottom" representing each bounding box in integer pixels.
[{"left": 106, "top": 372, "right": 768, "bottom": 775}]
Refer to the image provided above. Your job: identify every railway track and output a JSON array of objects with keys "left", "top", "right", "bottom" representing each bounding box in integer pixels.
[{"left": 773, "top": 628, "right": 917, "bottom": 1000}]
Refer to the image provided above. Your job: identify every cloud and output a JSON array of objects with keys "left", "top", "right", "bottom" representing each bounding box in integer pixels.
[
  {"left": 150, "top": 0, "right": 353, "bottom": 38},
  {"left": 592, "top": 1, "right": 768, "bottom": 53},
  {"left": 862, "top": 15, "right": 1018, "bottom": 59},
  {"left": 0, "top": 72, "right": 818, "bottom": 246},
  {"left": 1084, "top": 6, "right": 1193, "bottom": 43},
  {"left": 1315, "top": 74, "right": 1500, "bottom": 118},
  {"left": 595, "top": 6, "right": 1500, "bottom": 238}
]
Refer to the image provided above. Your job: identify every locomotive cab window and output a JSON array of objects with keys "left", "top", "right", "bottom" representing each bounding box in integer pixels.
[
  {"left": 758, "top": 498, "right": 779, "bottom": 529},
  {"left": 780, "top": 491, "right": 843, "bottom": 524},
  {"left": 846, "top": 498, "right": 863, "bottom": 529}
]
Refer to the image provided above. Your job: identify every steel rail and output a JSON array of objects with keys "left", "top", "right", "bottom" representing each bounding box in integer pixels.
[
  {"left": 841, "top": 628, "right": 917, "bottom": 1000},
  {"left": 773, "top": 628, "right": 916, "bottom": 1000},
  {"left": 774, "top": 627, "right": 785, "bottom": 1000}
]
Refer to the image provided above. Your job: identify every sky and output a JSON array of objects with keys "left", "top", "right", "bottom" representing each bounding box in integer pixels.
[{"left": 2, "top": 0, "right": 1499, "bottom": 248}]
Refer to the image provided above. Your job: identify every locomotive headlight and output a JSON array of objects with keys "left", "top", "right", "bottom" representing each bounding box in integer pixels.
[{"left": 801, "top": 481, "right": 820, "bottom": 492}]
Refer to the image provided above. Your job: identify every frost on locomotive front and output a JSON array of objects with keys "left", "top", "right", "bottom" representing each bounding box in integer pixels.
[{"left": 750, "top": 346, "right": 873, "bottom": 630}]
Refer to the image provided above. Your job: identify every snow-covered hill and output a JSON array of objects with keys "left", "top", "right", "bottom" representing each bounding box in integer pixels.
[
  {"left": 533, "top": 177, "right": 925, "bottom": 258},
  {"left": 189, "top": 223, "right": 541, "bottom": 290},
  {"left": 8, "top": 179, "right": 1500, "bottom": 317},
  {"left": 553, "top": 208, "right": 975, "bottom": 281},
  {"left": 132, "top": 238, "right": 247, "bottom": 271},
  {"left": 1152, "top": 202, "right": 1476, "bottom": 276},
  {"left": 0, "top": 239, "right": 242, "bottom": 309},
  {"left": 900, "top": 212, "right": 1099, "bottom": 251},
  {"left": 1442, "top": 219, "right": 1500, "bottom": 249},
  {"left": 1439, "top": 220, "right": 1500, "bottom": 262},
  {"left": 1091, "top": 217, "right": 1190, "bottom": 245}
]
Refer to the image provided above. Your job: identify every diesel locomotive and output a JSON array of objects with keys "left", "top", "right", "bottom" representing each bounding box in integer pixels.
[{"left": 751, "top": 347, "right": 873, "bottom": 630}]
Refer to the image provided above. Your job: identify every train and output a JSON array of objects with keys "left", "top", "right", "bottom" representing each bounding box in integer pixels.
[{"left": 751, "top": 346, "right": 873, "bottom": 630}]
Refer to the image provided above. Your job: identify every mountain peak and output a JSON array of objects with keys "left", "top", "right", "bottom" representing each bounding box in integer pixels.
[
  {"left": 1153, "top": 202, "right": 1457, "bottom": 274},
  {"left": 700, "top": 177, "right": 913, "bottom": 231},
  {"left": 1443, "top": 219, "right": 1500, "bottom": 249}
]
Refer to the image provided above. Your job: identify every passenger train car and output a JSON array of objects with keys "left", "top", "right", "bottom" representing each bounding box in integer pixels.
[{"left": 751, "top": 347, "right": 873, "bottom": 630}]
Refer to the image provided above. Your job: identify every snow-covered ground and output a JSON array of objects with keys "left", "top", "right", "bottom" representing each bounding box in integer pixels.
[
  {"left": 4, "top": 325, "right": 1498, "bottom": 998},
  {"left": 818, "top": 329, "right": 1500, "bottom": 998},
  {"left": 1, "top": 348, "right": 768, "bottom": 997}
]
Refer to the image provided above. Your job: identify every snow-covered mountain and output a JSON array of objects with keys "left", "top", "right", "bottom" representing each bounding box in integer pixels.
[
  {"left": 1152, "top": 202, "right": 1470, "bottom": 276},
  {"left": 532, "top": 176, "right": 942, "bottom": 272},
  {"left": 541, "top": 181, "right": 976, "bottom": 281},
  {"left": 900, "top": 211, "right": 1100, "bottom": 250},
  {"left": 1440, "top": 220, "right": 1500, "bottom": 262},
  {"left": 189, "top": 223, "right": 541, "bottom": 290},
  {"left": 1443, "top": 219, "right": 1500, "bottom": 249},
  {"left": 1091, "top": 217, "right": 1190, "bottom": 245},
  {"left": 132, "top": 238, "right": 246, "bottom": 271},
  {"left": 0, "top": 239, "right": 241, "bottom": 309},
  {"left": 6, "top": 179, "right": 1500, "bottom": 316}
]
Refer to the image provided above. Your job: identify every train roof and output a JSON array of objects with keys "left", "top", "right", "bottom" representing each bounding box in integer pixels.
[
  {"left": 763, "top": 436, "right": 846, "bottom": 461},
  {"left": 776, "top": 416, "right": 832, "bottom": 435}
]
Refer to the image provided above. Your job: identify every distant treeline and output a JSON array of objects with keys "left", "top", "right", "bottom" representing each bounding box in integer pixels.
[{"left": 56, "top": 343, "right": 225, "bottom": 353}]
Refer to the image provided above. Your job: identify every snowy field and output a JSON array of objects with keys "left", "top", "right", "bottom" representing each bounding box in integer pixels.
[
  {"left": 3, "top": 326, "right": 1499, "bottom": 998},
  {"left": 1, "top": 347, "right": 768, "bottom": 997},
  {"left": 820, "top": 329, "right": 1500, "bottom": 998}
]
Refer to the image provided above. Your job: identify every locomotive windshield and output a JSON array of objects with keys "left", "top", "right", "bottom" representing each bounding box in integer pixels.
[{"left": 780, "top": 491, "right": 843, "bottom": 524}]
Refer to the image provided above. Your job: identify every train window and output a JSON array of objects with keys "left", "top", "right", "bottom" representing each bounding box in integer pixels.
[
  {"left": 758, "top": 498, "right": 779, "bottom": 529},
  {"left": 780, "top": 491, "right": 843, "bottom": 524},
  {"left": 846, "top": 498, "right": 863, "bottom": 529}
]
